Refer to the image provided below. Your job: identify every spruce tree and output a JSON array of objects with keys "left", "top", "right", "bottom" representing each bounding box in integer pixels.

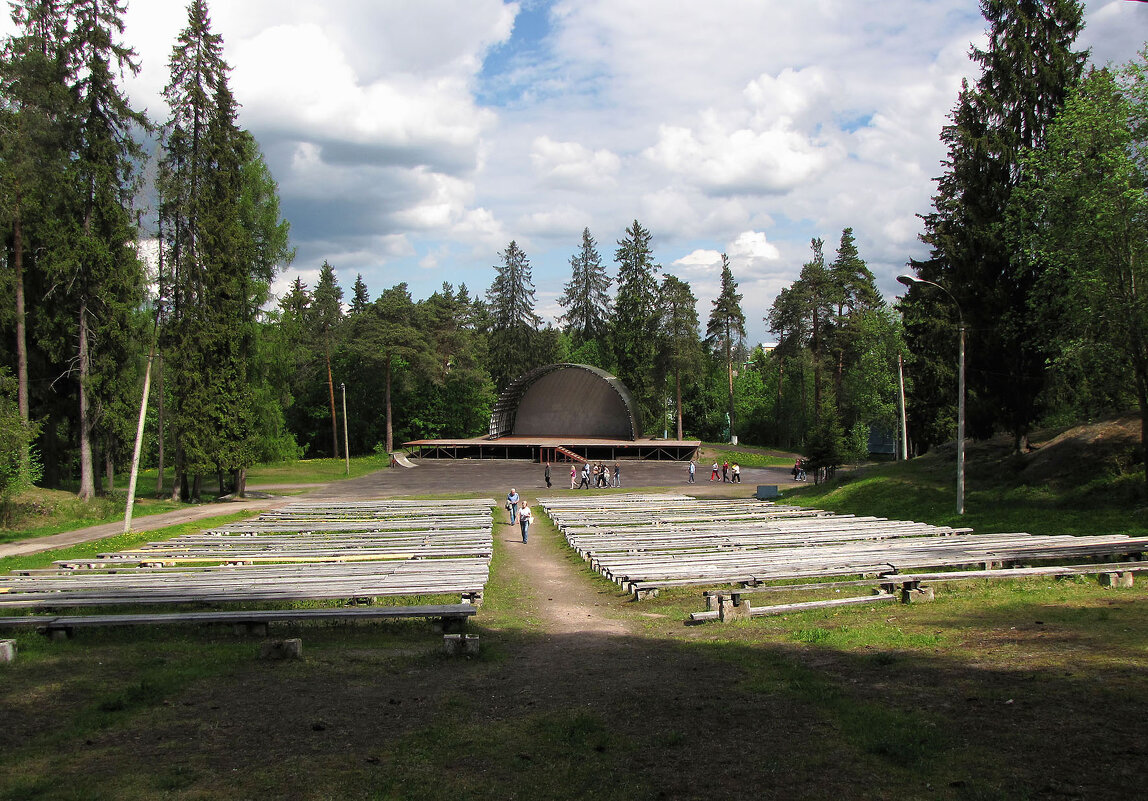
[
  {"left": 55, "top": 0, "right": 149, "bottom": 499},
  {"left": 558, "top": 227, "right": 612, "bottom": 348},
  {"left": 613, "top": 220, "right": 660, "bottom": 432},
  {"left": 312, "top": 262, "right": 344, "bottom": 459},
  {"left": 485, "top": 240, "right": 541, "bottom": 389},
  {"left": 705, "top": 254, "right": 747, "bottom": 441},
  {"left": 658, "top": 274, "right": 701, "bottom": 440},
  {"left": 909, "top": 0, "right": 1087, "bottom": 451}
]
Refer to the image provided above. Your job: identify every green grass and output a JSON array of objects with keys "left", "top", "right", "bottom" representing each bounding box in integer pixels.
[
  {"left": 0, "top": 488, "right": 187, "bottom": 544},
  {"left": 782, "top": 459, "right": 1148, "bottom": 538},
  {"left": 2, "top": 455, "right": 1147, "bottom": 799}
]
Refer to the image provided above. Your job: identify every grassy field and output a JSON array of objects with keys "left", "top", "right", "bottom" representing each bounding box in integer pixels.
[
  {"left": 0, "top": 455, "right": 389, "bottom": 543},
  {"left": 1, "top": 447, "right": 1146, "bottom": 799}
]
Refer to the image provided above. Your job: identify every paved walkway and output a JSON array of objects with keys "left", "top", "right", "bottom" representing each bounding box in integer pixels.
[{"left": 0, "top": 460, "right": 797, "bottom": 558}]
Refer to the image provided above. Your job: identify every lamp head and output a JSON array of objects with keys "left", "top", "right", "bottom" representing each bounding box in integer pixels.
[{"left": 896, "top": 274, "right": 918, "bottom": 288}]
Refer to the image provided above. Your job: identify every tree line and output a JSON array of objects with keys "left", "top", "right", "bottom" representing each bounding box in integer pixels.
[{"left": 3, "top": 0, "right": 1146, "bottom": 502}]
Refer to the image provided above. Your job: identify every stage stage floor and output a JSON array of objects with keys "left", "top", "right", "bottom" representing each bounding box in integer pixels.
[{"left": 403, "top": 435, "right": 701, "bottom": 462}]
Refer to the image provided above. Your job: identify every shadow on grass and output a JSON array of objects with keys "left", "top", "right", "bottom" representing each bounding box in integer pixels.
[{"left": 1, "top": 614, "right": 1144, "bottom": 801}]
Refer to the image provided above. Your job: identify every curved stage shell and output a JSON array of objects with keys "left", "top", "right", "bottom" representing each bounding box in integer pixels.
[{"left": 489, "top": 363, "right": 642, "bottom": 440}]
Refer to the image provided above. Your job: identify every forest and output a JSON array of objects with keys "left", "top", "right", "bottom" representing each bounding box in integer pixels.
[{"left": 2, "top": 0, "right": 1147, "bottom": 502}]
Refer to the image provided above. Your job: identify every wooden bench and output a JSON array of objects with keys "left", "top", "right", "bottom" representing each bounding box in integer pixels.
[
  {"left": 690, "top": 560, "right": 1148, "bottom": 621},
  {"left": 0, "top": 603, "right": 477, "bottom": 639}
]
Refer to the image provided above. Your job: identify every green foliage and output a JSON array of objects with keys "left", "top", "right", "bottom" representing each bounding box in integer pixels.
[
  {"left": 908, "top": 0, "right": 1088, "bottom": 451},
  {"left": 1013, "top": 54, "right": 1148, "bottom": 490},
  {"left": 0, "top": 367, "right": 42, "bottom": 499},
  {"left": 613, "top": 220, "right": 661, "bottom": 433}
]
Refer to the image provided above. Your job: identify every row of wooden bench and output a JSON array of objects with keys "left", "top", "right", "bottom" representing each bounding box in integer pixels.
[
  {"left": 538, "top": 494, "right": 1148, "bottom": 606},
  {"left": 0, "top": 499, "right": 497, "bottom": 635},
  {"left": 691, "top": 561, "right": 1148, "bottom": 622}
]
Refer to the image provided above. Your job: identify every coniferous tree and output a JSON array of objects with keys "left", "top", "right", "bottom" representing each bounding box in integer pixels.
[
  {"left": 705, "top": 254, "right": 747, "bottom": 441},
  {"left": 158, "top": 0, "right": 292, "bottom": 498},
  {"left": 908, "top": 0, "right": 1087, "bottom": 452},
  {"left": 312, "top": 261, "right": 343, "bottom": 459},
  {"left": 349, "top": 273, "right": 370, "bottom": 315},
  {"left": 613, "top": 220, "right": 660, "bottom": 432},
  {"left": 658, "top": 274, "right": 701, "bottom": 440},
  {"left": 53, "top": 0, "right": 149, "bottom": 499},
  {"left": 486, "top": 240, "right": 541, "bottom": 389},
  {"left": 558, "top": 227, "right": 612, "bottom": 352},
  {"left": 0, "top": 0, "right": 71, "bottom": 437}
]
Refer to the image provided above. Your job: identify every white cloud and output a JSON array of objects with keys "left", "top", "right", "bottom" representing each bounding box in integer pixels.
[{"left": 530, "top": 136, "right": 621, "bottom": 190}]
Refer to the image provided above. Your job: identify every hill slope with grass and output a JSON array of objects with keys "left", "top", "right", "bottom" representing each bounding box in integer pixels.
[{"left": 788, "top": 414, "right": 1146, "bottom": 538}]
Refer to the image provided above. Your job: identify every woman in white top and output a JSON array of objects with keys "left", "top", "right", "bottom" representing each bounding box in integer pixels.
[{"left": 519, "top": 500, "right": 533, "bottom": 543}]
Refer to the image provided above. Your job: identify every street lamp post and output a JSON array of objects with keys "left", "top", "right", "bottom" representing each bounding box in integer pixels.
[
  {"left": 898, "top": 274, "right": 965, "bottom": 515},
  {"left": 340, "top": 382, "right": 350, "bottom": 476}
]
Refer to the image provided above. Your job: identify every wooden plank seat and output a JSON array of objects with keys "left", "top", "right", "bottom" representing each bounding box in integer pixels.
[
  {"left": 0, "top": 603, "right": 477, "bottom": 637},
  {"left": 690, "top": 561, "right": 1148, "bottom": 621}
]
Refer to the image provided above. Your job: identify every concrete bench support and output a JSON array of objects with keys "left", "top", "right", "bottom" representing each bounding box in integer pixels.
[
  {"left": 0, "top": 639, "right": 15, "bottom": 664},
  {"left": 443, "top": 633, "right": 480, "bottom": 656},
  {"left": 260, "top": 638, "right": 303, "bottom": 660},
  {"left": 1098, "top": 571, "right": 1134, "bottom": 588}
]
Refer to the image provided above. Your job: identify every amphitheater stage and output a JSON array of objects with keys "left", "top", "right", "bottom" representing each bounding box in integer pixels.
[{"left": 402, "top": 436, "right": 701, "bottom": 462}]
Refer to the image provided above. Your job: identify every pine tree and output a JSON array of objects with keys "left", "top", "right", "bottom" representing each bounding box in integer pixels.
[
  {"left": 658, "top": 274, "right": 701, "bottom": 440},
  {"left": 349, "top": 273, "right": 370, "bottom": 315},
  {"left": 558, "top": 227, "right": 612, "bottom": 347},
  {"left": 0, "top": 0, "right": 71, "bottom": 478},
  {"left": 54, "top": 0, "right": 149, "bottom": 499},
  {"left": 486, "top": 240, "right": 541, "bottom": 389},
  {"left": 705, "top": 254, "right": 747, "bottom": 441},
  {"left": 910, "top": 0, "right": 1087, "bottom": 452},
  {"left": 158, "top": 0, "right": 292, "bottom": 498},
  {"left": 613, "top": 220, "right": 660, "bottom": 431},
  {"left": 312, "top": 262, "right": 343, "bottom": 459}
]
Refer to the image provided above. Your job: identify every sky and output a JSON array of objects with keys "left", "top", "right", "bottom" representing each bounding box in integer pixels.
[{"left": 5, "top": 1, "right": 1146, "bottom": 345}]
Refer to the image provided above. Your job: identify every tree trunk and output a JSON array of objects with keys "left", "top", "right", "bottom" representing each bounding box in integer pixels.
[
  {"left": 385, "top": 353, "right": 394, "bottom": 454},
  {"left": 13, "top": 206, "right": 28, "bottom": 422},
  {"left": 234, "top": 467, "right": 247, "bottom": 498},
  {"left": 105, "top": 448, "right": 115, "bottom": 495},
  {"left": 191, "top": 473, "right": 201, "bottom": 502},
  {"left": 171, "top": 446, "right": 184, "bottom": 502},
  {"left": 326, "top": 340, "right": 340, "bottom": 460},
  {"left": 675, "top": 367, "right": 683, "bottom": 441},
  {"left": 78, "top": 302, "right": 95, "bottom": 501},
  {"left": 726, "top": 340, "right": 734, "bottom": 442},
  {"left": 155, "top": 353, "right": 164, "bottom": 493}
]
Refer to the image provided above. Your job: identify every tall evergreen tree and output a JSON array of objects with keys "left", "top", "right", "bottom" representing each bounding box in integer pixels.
[
  {"left": 349, "top": 273, "right": 370, "bottom": 315},
  {"left": 658, "top": 274, "right": 701, "bottom": 440},
  {"left": 485, "top": 240, "right": 541, "bottom": 389},
  {"left": 558, "top": 227, "right": 612, "bottom": 347},
  {"left": 909, "top": 0, "right": 1087, "bottom": 451},
  {"left": 158, "top": 0, "right": 292, "bottom": 498},
  {"left": 312, "top": 261, "right": 343, "bottom": 460},
  {"left": 53, "top": 0, "right": 148, "bottom": 499},
  {"left": 0, "top": 0, "right": 70, "bottom": 435},
  {"left": 705, "top": 254, "right": 747, "bottom": 441},
  {"left": 613, "top": 220, "right": 660, "bottom": 431}
]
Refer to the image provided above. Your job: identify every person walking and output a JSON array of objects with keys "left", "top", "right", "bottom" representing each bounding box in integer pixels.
[
  {"left": 570, "top": 464, "right": 577, "bottom": 489},
  {"left": 544, "top": 462, "right": 552, "bottom": 489},
  {"left": 613, "top": 462, "right": 621, "bottom": 488},
  {"left": 579, "top": 464, "right": 591, "bottom": 489},
  {"left": 732, "top": 462, "right": 741, "bottom": 483},
  {"left": 519, "top": 500, "right": 533, "bottom": 543},
  {"left": 722, "top": 461, "right": 729, "bottom": 483},
  {"left": 506, "top": 487, "right": 519, "bottom": 524},
  {"left": 710, "top": 462, "right": 719, "bottom": 481},
  {"left": 688, "top": 460, "right": 696, "bottom": 483}
]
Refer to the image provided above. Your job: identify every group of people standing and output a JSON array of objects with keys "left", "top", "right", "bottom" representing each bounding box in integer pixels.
[
  {"left": 705, "top": 460, "right": 741, "bottom": 483},
  {"left": 570, "top": 461, "right": 621, "bottom": 489}
]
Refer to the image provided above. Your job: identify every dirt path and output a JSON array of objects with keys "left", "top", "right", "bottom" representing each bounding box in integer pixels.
[{"left": 497, "top": 506, "right": 630, "bottom": 637}]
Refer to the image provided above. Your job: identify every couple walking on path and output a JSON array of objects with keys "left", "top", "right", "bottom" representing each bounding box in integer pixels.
[{"left": 506, "top": 487, "right": 533, "bottom": 543}]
